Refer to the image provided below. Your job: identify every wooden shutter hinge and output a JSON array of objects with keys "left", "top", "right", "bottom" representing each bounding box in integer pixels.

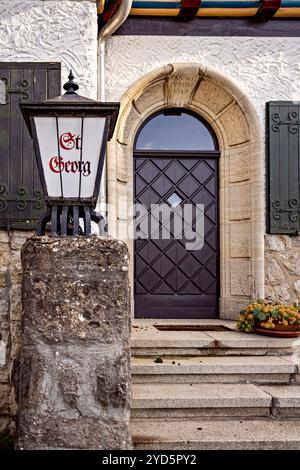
[{"left": 0, "top": 78, "right": 30, "bottom": 103}]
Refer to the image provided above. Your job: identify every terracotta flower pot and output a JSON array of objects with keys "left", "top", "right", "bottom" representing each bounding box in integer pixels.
[{"left": 255, "top": 321, "right": 300, "bottom": 338}]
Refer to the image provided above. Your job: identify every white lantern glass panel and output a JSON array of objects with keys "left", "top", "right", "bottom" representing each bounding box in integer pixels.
[
  {"left": 34, "top": 117, "right": 62, "bottom": 197},
  {"left": 34, "top": 116, "right": 106, "bottom": 199},
  {"left": 80, "top": 117, "right": 105, "bottom": 198}
]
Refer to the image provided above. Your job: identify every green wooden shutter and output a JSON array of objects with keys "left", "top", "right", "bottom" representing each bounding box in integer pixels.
[
  {"left": 0, "top": 62, "right": 61, "bottom": 229},
  {"left": 267, "top": 101, "right": 300, "bottom": 234}
]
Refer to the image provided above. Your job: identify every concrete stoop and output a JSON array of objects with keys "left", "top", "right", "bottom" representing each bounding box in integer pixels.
[{"left": 130, "top": 320, "right": 300, "bottom": 450}]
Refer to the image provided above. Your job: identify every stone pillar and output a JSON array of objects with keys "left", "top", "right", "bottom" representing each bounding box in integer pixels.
[{"left": 13, "top": 236, "right": 131, "bottom": 450}]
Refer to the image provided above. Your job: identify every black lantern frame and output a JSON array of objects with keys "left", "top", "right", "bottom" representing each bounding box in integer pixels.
[{"left": 20, "top": 72, "right": 120, "bottom": 236}]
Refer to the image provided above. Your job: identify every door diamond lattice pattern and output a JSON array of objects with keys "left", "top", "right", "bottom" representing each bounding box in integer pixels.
[{"left": 134, "top": 155, "right": 219, "bottom": 318}]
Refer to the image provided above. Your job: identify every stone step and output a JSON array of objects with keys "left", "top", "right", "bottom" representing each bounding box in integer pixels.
[
  {"left": 131, "top": 383, "right": 272, "bottom": 418},
  {"left": 131, "top": 356, "right": 298, "bottom": 384},
  {"left": 131, "top": 321, "right": 300, "bottom": 357},
  {"left": 261, "top": 385, "right": 300, "bottom": 417},
  {"left": 131, "top": 418, "right": 300, "bottom": 450}
]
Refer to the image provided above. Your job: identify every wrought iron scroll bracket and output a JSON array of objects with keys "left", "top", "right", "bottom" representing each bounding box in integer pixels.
[
  {"left": 0, "top": 184, "right": 43, "bottom": 212},
  {"left": 272, "top": 199, "right": 300, "bottom": 223},
  {"left": 271, "top": 111, "right": 300, "bottom": 134}
]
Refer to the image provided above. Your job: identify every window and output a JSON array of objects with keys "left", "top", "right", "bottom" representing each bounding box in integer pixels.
[{"left": 135, "top": 109, "right": 217, "bottom": 151}]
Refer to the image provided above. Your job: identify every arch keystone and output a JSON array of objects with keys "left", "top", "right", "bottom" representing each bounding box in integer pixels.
[{"left": 167, "top": 64, "right": 204, "bottom": 107}]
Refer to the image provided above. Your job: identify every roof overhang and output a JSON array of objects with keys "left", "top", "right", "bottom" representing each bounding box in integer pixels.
[{"left": 97, "top": 0, "right": 300, "bottom": 20}]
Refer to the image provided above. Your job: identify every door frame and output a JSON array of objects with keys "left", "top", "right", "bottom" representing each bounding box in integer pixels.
[
  {"left": 133, "top": 149, "right": 221, "bottom": 319},
  {"left": 106, "top": 63, "right": 265, "bottom": 320}
]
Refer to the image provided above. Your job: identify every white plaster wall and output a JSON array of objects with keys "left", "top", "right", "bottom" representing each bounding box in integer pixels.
[
  {"left": 105, "top": 35, "right": 300, "bottom": 124},
  {"left": 0, "top": 0, "right": 98, "bottom": 98}
]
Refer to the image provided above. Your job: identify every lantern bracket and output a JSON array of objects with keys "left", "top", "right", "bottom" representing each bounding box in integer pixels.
[{"left": 37, "top": 205, "right": 106, "bottom": 236}]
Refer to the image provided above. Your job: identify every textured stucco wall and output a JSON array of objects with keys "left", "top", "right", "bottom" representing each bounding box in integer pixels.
[
  {"left": 105, "top": 35, "right": 300, "bottom": 123},
  {"left": 0, "top": 0, "right": 98, "bottom": 98},
  {"left": 105, "top": 34, "right": 300, "bottom": 305}
]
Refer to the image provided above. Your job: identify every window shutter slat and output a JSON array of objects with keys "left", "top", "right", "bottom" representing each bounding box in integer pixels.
[
  {"left": 0, "top": 62, "right": 61, "bottom": 229},
  {"left": 267, "top": 101, "right": 300, "bottom": 234}
]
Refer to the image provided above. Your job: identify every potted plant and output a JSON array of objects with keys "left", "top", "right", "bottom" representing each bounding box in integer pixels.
[{"left": 237, "top": 299, "right": 300, "bottom": 337}]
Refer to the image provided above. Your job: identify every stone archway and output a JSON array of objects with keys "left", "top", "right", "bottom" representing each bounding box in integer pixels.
[{"left": 106, "top": 63, "right": 265, "bottom": 319}]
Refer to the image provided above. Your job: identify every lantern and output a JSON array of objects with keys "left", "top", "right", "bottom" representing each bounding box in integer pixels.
[{"left": 20, "top": 71, "right": 120, "bottom": 235}]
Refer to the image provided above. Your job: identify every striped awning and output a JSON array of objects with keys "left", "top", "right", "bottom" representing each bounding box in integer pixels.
[{"left": 97, "top": 0, "right": 300, "bottom": 18}]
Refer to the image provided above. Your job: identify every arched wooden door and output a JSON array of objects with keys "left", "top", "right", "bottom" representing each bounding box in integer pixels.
[{"left": 133, "top": 109, "right": 220, "bottom": 318}]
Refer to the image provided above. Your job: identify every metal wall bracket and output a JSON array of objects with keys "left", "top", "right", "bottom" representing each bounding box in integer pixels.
[
  {"left": 0, "top": 78, "right": 30, "bottom": 103},
  {"left": 37, "top": 205, "right": 106, "bottom": 237},
  {"left": 0, "top": 184, "right": 43, "bottom": 212}
]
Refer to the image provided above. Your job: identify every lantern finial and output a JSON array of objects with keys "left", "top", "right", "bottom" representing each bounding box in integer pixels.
[{"left": 63, "top": 70, "right": 79, "bottom": 95}]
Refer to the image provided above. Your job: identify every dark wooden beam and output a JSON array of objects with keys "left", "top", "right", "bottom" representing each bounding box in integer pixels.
[
  {"left": 254, "top": 0, "right": 281, "bottom": 22},
  {"left": 116, "top": 16, "right": 300, "bottom": 37},
  {"left": 178, "top": 0, "right": 202, "bottom": 18}
]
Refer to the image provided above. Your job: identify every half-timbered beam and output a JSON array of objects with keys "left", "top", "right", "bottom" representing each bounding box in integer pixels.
[
  {"left": 178, "top": 0, "right": 202, "bottom": 18},
  {"left": 254, "top": 0, "right": 281, "bottom": 22}
]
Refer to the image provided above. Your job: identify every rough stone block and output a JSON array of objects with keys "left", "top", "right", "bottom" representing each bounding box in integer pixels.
[
  {"left": 9, "top": 321, "right": 22, "bottom": 361},
  {"left": 265, "top": 235, "right": 292, "bottom": 252},
  {"left": 0, "top": 271, "right": 7, "bottom": 289},
  {"left": 9, "top": 286, "right": 22, "bottom": 322},
  {"left": 265, "top": 258, "right": 285, "bottom": 285},
  {"left": 0, "top": 417, "right": 11, "bottom": 436},
  {"left": 0, "top": 231, "right": 9, "bottom": 244},
  {"left": 10, "top": 232, "right": 32, "bottom": 251},
  {"left": 0, "top": 339, "right": 7, "bottom": 367},
  {"left": 20, "top": 237, "right": 131, "bottom": 345},
  {"left": 17, "top": 415, "right": 131, "bottom": 450},
  {"left": 15, "top": 236, "right": 132, "bottom": 450},
  {"left": 0, "top": 383, "right": 10, "bottom": 414},
  {"left": 0, "top": 250, "right": 10, "bottom": 267}
]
